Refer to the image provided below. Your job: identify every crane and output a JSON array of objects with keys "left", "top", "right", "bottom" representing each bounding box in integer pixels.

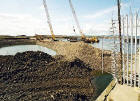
[
  {"left": 68, "top": 0, "right": 99, "bottom": 43},
  {"left": 68, "top": 0, "right": 85, "bottom": 39},
  {"left": 43, "top": 0, "right": 55, "bottom": 40}
]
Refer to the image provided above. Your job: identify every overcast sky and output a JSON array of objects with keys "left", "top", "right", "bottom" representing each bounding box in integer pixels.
[{"left": 0, "top": 0, "right": 139, "bottom": 36}]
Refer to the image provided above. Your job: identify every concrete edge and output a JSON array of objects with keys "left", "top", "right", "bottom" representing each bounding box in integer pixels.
[{"left": 96, "top": 79, "right": 117, "bottom": 101}]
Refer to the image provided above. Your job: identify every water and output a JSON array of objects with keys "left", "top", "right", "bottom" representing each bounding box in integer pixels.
[
  {"left": 0, "top": 45, "right": 56, "bottom": 56},
  {"left": 58, "top": 38, "right": 68, "bottom": 42},
  {"left": 91, "top": 38, "right": 140, "bottom": 54},
  {"left": 91, "top": 73, "right": 113, "bottom": 100}
]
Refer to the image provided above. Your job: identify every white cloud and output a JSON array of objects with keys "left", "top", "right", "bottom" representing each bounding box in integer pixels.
[
  {"left": 0, "top": 12, "right": 112, "bottom": 36},
  {"left": 0, "top": 13, "right": 50, "bottom": 36},
  {"left": 84, "top": 6, "right": 117, "bottom": 19},
  {"left": 0, "top": 2, "right": 137, "bottom": 36},
  {"left": 83, "top": 3, "right": 129, "bottom": 19},
  {"left": 0, "top": 12, "right": 76, "bottom": 36}
]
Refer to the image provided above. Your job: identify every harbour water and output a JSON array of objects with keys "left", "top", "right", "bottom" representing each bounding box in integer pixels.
[
  {"left": 0, "top": 45, "right": 56, "bottom": 56},
  {"left": 92, "top": 38, "right": 140, "bottom": 54}
]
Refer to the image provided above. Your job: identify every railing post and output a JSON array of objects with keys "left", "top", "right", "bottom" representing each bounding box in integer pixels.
[
  {"left": 122, "top": 17, "right": 125, "bottom": 84},
  {"left": 102, "top": 37, "right": 104, "bottom": 74},
  {"left": 134, "top": 12, "right": 138, "bottom": 87},
  {"left": 139, "top": 35, "right": 140, "bottom": 87},
  {"left": 130, "top": 11, "right": 133, "bottom": 86},
  {"left": 126, "top": 15, "right": 129, "bottom": 85}
]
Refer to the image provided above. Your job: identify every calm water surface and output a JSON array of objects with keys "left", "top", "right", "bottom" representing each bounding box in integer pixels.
[{"left": 0, "top": 45, "right": 56, "bottom": 56}]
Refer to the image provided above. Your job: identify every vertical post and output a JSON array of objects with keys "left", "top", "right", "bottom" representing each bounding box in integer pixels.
[
  {"left": 134, "top": 12, "right": 138, "bottom": 87},
  {"left": 122, "top": 17, "right": 125, "bottom": 84},
  {"left": 102, "top": 37, "right": 104, "bottom": 74},
  {"left": 137, "top": 13, "right": 140, "bottom": 87},
  {"left": 130, "top": 11, "right": 133, "bottom": 86},
  {"left": 126, "top": 15, "right": 129, "bottom": 85},
  {"left": 139, "top": 22, "right": 140, "bottom": 87},
  {"left": 112, "top": 19, "right": 116, "bottom": 79},
  {"left": 117, "top": 0, "right": 123, "bottom": 81}
]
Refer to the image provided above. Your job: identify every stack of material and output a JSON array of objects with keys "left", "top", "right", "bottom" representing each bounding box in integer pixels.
[{"left": 0, "top": 51, "right": 94, "bottom": 101}]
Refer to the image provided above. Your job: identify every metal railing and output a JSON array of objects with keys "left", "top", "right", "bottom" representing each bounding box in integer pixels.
[{"left": 111, "top": 12, "right": 140, "bottom": 87}]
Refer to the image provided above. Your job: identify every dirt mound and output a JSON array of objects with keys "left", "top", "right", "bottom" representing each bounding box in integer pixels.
[
  {"left": 0, "top": 51, "right": 94, "bottom": 101},
  {"left": 0, "top": 51, "right": 55, "bottom": 73},
  {"left": 37, "top": 41, "right": 113, "bottom": 72}
]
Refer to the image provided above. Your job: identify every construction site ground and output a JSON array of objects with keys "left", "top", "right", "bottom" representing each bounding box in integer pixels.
[{"left": 0, "top": 38, "right": 114, "bottom": 101}]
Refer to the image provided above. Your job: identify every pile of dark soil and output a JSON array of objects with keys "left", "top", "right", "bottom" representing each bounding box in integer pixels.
[{"left": 0, "top": 51, "right": 94, "bottom": 101}]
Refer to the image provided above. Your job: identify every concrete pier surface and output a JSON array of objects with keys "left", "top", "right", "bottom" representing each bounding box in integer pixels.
[
  {"left": 96, "top": 79, "right": 140, "bottom": 101},
  {"left": 107, "top": 84, "right": 140, "bottom": 101}
]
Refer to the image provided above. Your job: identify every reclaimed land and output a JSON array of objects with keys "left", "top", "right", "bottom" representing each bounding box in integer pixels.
[
  {"left": 0, "top": 51, "right": 103, "bottom": 100},
  {"left": 37, "top": 41, "right": 113, "bottom": 73},
  {"left": 0, "top": 38, "right": 116, "bottom": 101}
]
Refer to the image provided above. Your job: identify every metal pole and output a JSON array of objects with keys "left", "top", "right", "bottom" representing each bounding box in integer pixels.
[
  {"left": 122, "top": 17, "right": 125, "bottom": 84},
  {"left": 134, "top": 12, "right": 138, "bottom": 87},
  {"left": 136, "top": 11, "right": 140, "bottom": 87},
  {"left": 139, "top": 23, "right": 140, "bottom": 87},
  {"left": 102, "top": 37, "right": 104, "bottom": 74},
  {"left": 117, "top": 0, "right": 123, "bottom": 82},
  {"left": 112, "top": 20, "right": 117, "bottom": 79},
  {"left": 130, "top": 11, "right": 133, "bottom": 86},
  {"left": 126, "top": 15, "right": 129, "bottom": 85}
]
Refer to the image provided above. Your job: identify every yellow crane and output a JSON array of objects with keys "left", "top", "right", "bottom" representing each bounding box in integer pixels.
[
  {"left": 68, "top": 0, "right": 86, "bottom": 39},
  {"left": 43, "top": 0, "right": 55, "bottom": 40},
  {"left": 68, "top": 0, "right": 99, "bottom": 43}
]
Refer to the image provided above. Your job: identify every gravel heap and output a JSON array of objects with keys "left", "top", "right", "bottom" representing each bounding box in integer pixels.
[
  {"left": 37, "top": 41, "right": 113, "bottom": 72},
  {"left": 0, "top": 51, "right": 94, "bottom": 101}
]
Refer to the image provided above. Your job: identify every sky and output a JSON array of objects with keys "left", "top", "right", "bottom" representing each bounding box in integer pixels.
[{"left": 0, "top": 0, "right": 139, "bottom": 36}]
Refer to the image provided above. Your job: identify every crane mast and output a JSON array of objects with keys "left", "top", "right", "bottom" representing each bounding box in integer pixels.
[
  {"left": 43, "top": 0, "right": 55, "bottom": 40},
  {"left": 68, "top": 0, "right": 85, "bottom": 39}
]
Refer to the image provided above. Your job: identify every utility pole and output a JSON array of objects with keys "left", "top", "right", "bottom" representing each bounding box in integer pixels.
[{"left": 117, "top": 0, "right": 123, "bottom": 82}]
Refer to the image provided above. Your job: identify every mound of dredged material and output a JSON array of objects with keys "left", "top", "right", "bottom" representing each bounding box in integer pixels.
[{"left": 0, "top": 51, "right": 94, "bottom": 101}]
